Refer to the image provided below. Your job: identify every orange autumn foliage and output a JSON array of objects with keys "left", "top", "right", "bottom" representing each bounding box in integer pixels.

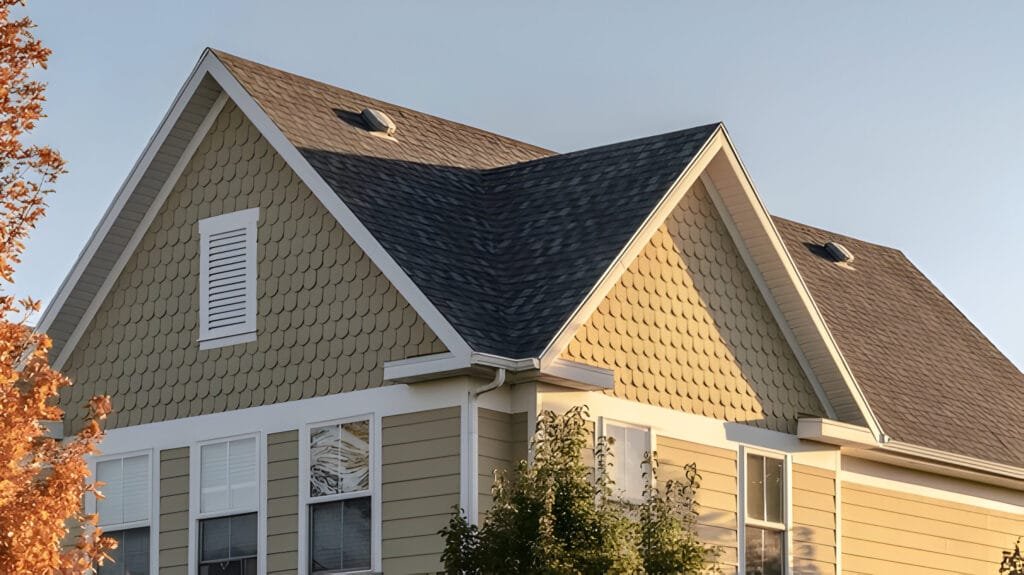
[{"left": 0, "top": 1, "right": 115, "bottom": 573}]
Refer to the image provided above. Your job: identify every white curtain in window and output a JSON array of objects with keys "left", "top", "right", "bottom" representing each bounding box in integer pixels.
[
  {"left": 201, "top": 437, "right": 257, "bottom": 513},
  {"left": 97, "top": 455, "right": 150, "bottom": 527}
]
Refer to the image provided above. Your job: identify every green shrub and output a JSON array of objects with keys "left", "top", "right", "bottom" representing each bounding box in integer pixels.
[{"left": 441, "top": 406, "right": 719, "bottom": 574}]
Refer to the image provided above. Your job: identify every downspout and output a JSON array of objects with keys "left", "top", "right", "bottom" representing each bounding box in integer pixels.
[{"left": 466, "top": 367, "right": 506, "bottom": 524}]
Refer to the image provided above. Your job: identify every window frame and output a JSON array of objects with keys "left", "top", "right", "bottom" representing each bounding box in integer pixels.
[
  {"left": 197, "top": 207, "right": 259, "bottom": 350},
  {"left": 188, "top": 432, "right": 265, "bottom": 575},
  {"left": 598, "top": 417, "right": 656, "bottom": 503},
  {"left": 298, "top": 413, "right": 381, "bottom": 575},
  {"left": 88, "top": 449, "right": 158, "bottom": 575},
  {"left": 739, "top": 445, "right": 793, "bottom": 575}
]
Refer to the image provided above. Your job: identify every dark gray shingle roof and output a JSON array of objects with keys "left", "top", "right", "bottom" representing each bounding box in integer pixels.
[{"left": 217, "top": 50, "right": 717, "bottom": 357}]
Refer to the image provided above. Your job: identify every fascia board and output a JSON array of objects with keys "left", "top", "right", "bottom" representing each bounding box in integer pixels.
[{"left": 38, "top": 51, "right": 219, "bottom": 339}]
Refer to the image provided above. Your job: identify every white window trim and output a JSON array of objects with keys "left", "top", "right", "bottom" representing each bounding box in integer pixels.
[
  {"left": 298, "top": 413, "right": 382, "bottom": 575},
  {"left": 188, "top": 432, "right": 266, "bottom": 575},
  {"left": 597, "top": 417, "right": 655, "bottom": 503},
  {"left": 738, "top": 445, "right": 793, "bottom": 575},
  {"left": 198, "top": 207, "right": 259, "bottom": 350},
  {"left": 87, "top": 449, "right": 158, "bottom": 575}
]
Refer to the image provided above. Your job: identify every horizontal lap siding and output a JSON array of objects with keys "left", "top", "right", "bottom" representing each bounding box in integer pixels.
[
  {"left": 842, "top": 482, "right": 1024, "bottom": 574},
  {"left": 658, "top": 436, "right": 738, "bottom": 572},
  {"left": 267, "top": 431, "right": 299, "bottom": 574},
  {"left": 382, "top": 406, "right": 461, "bottom": 574},
  {"left": 792, "top": 464, "right": 836, "bottom": 575},
  {"left": 477, "top": 409, "right": 528, "bottom": 521},
  {"left": 159, "top": 447, "right": 189, "bottom": 575}
]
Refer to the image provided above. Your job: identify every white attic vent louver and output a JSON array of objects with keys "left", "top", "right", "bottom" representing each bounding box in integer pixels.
[
  {"left": 198, "top": 208, "right": 259, "bottom": 349},
  {"left": 824, "top": 241, "right": 854, "bottom": 263},
  {"left": 361, "top": 108, "right": 396, "bottom": 136}
]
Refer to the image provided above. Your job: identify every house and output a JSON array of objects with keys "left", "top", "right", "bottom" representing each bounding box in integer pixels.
[{"left": 43, "top": 48, "right": 1024, "bottom": 574}]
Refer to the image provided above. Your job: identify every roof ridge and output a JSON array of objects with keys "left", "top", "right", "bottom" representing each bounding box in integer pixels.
[
  {"left": 483, "top": 122, "right": 723, "bottom": 175},
  {"left": 210, "top": 48, "right": 556, "bottom": 160}
]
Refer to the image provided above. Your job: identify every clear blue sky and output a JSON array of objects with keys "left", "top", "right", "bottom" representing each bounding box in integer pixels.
[{"left": 20, "top": 1, "right": 1023, "bottom": 368}]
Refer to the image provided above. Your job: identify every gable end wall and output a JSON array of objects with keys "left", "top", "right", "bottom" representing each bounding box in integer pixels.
[
  {"left": 61, "top": 101, "right": 446, "bottom": 433},
  {"left": 560, "top": 180, "right": 825, "bottom": 433}
]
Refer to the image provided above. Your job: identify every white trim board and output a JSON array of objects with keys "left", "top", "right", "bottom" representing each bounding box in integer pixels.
[
  {"left": 96, "top": 378, "right": 478, "bottom": 455},
  {"left": 41, "top": 49, "right": 473, "bottom": 370},
  {"left": 537, "top": 386, "right": 839, "bottom": 471},
  {"left": 841, "top": 455, "right": 1024, "bottom": 516}
]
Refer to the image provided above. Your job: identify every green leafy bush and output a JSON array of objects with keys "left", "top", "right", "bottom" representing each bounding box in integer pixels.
[{"left": 441, "top": 406, "right": 718, "bottom": 574}]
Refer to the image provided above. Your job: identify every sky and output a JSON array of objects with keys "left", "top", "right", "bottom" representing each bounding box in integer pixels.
[{"left": 19, "top": 1, "right": 1024, "bottom": 368}]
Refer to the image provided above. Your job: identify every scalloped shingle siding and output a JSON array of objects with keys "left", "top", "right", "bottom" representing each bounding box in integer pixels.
[
  {"left": 561, "top": 180, "right": 824, "bottom": 433},
  {"left": 61, "top": 102, "right": 446, "bottom": 433}
]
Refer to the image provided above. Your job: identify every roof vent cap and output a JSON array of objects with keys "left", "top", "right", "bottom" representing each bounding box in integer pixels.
[
  {"left": 361, "top": 108, "right": 396, "bottom": 136},
  {"left": 824, "top": 241, "right": 854, "bottom": 263}
]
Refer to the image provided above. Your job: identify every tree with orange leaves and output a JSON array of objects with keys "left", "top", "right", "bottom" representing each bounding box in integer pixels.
[{"left": 0, "top": 1, "right": 114, "bottom": 573}]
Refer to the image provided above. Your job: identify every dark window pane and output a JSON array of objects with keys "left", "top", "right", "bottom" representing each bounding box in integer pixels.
[
  {"left": 98, "top": 528, "right": 150, "bottom": 575},
  {"left": 310, "top": 497, "right": 372, "bottom": 573},
  {"left": 200, "top": 516, "right": 231, "bottom": 561},
  {"left": 342, "top": 497, "right": 371, "bottom": 569},
  {"left": 765, "top": 456, "right": 784, "bottom": 523},
  {"left": 746, "top": 454, "right": 765, "bottom": 521},
  {"left": 745, "top": 526, "right": 784, "bottom": 575},
  {"left": 311, "top": 502, "right": 343, "bottom": 571},
  {"left": 200, "top": 513, "right": 257, "bottom": 570},
  {"left": 230, "top": 513, "right": 258, "bottom": 558}
]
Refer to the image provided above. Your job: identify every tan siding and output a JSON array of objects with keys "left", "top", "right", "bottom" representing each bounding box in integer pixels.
[
  {"left": 842, "top": 481, "right": 1024, "bottom": 574},
  {"left": 159, "top": 447, "right": 189, "bottom": 575},
  {"left": 792, "top": 464, "right": 836, "bottom": 575},
  {"left": 267, "top": 431, "right": 299, "bottom": 575},
  {"left": 477, "top": 409, "right": 528, "bottom": 520},
  {"left": 382, "top": 407, "right": 461, "bottom": 574},
  {"left": 560, "top": 179, "right": 825, "bottom": 433},
  {"left": 658, "top": 436, "right": 738, "bottom": 571},
  {"left": 61, "top": 101, "right": 446, "bottom": 433}
]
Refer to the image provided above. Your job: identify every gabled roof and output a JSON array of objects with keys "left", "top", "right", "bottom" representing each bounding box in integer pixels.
[
  {"left": 41, "top": 49, "right": 1023, "bottom": 474},
  {"left": 776, "top": 218, "right": 1024, "bottom": 468},
  {"left": 217, "top": 50, "right": 719, "bottom": 358}
]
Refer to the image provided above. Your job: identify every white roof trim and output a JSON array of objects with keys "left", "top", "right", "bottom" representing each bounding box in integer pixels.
[
  {"left": 537, "top": 128, "right": 884, "bottom": 439},
  {"left": 801, "top": 417, "right": 1024, "bottom": 489},
  {"left": 40, "top": 49, "right": 473, "bottom": 368}
]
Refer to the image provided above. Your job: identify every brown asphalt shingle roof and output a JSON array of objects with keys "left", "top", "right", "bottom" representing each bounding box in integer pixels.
[
  {"left": 217, "top": 51, "right": 1024, "bottom": 468},
  {"left": 775, "top": 218, "right": 1024, "bottom": 468}
]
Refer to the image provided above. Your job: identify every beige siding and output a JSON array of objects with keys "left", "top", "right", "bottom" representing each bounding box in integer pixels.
[
  {"left": 61, "top": 101, "right": 446, "bottom": 433},
  {"left": 658, "top": 436, "right": 738, "bottom": 571},
  {"left": 267, "top": 430, "right": 299, "bottom": 575},
  {"left": 382, "top": 407, "right": 461, "bottom": 574},
  {"left": 792, "top": 464, "right": 836, "bottom": 575},
  {"left": 842, "top": 481, "right": 1024, "bottom": 574},
  {"left": 477, "top": 409, "right": 528, "bottom": 520},
  {"left": 560, "top": 179, "right": 825, "bottom": 433},
  {"left": 159, "top": 447, "right": 189, "bottom": 575}
]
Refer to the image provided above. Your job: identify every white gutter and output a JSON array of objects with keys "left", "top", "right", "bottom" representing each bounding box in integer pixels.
[{"left": 466, "top": 367, "right": 506, "bottom": 524}]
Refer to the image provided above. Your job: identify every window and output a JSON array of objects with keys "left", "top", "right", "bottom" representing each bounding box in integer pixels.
[
  {"left": 198, "top": 208, "right": 258, "bottom": 350},
  {"left": 95, "top": 454, "right": 151, "bottom": 575},
  {"left": 307, "top": 419, "right": 373, "bottom": 574},
  {"left": 197, "top": 437, "right": 259, "bottom": 575},
  {"left": 744, "top": 452, "right": 786, "bottom": 575},
  {"left": 98, "top": 527, "right": 150, "bottom": 575},
  {"left": 603, "top": 420, "right": 651, "bottom": 501}
]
